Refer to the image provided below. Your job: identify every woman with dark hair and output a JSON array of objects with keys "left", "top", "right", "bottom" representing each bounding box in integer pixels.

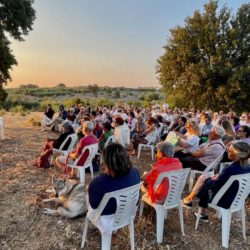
[
  {"left": 98, "top": 121, "right": 113, "bottom": 152},
  {"left": 88, "top": 143, "right": 140, "bottom": 215}
]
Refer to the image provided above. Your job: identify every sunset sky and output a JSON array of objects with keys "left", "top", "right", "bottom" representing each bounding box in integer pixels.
[{"left": 9, "top": 0, "right": 247, "bottom": 88}]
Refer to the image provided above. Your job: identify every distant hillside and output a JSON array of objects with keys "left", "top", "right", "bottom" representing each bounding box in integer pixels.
[{"left": 4, "top": 84, "right": 164, "bottom": 111}]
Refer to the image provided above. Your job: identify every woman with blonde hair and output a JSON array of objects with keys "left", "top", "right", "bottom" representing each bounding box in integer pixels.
[
  {"left": 221, "top": 120, "right": 236, "bottom": 145},
  {"left": 174, "top": 119, "right": 200, "bottom": 158}
]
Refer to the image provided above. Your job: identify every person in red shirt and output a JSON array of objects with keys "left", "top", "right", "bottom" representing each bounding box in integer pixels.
[
  {"left": 142, "top": 142, "right": 182, "bottom": 203},
  {"left": 55, "top": 121, "right": 98, "bottom": 174}
]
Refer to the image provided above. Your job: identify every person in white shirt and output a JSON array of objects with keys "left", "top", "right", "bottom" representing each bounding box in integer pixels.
[
  {"left": 113, "top": 116, "right": 130, "bottom": 147},
  {"left": 174, "top": 119, "right": 200, "bottom": 157}
]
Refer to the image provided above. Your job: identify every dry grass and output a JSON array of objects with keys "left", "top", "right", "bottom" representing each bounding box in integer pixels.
[{"left": 0, "top": 112, "right": 250, "bottom": 250}]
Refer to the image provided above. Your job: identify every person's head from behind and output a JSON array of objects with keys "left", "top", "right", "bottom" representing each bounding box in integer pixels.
[
  {"left": 228, "top": 141, "right": 250, "bottom": 168},
  {"left": 59, "top": 104, "right": 64, "bottom": 111},
  {"left": 114, "top": 116, "right": 124, "bottom": 127},
  {"left": 178, "top": 116, "right": 187, "bottom": 127},
  {"left": 221, "top": 120, "right": 236, "bottom": 137},
  {"left": 82, "top": 121, "right": 94, "bottom": 135},
  {"left": 103, "top": 121, "right": 112, "bottom": 132},
  {"left": 238, "top": 126, "right": 250, "bottom": 139},
  {"left": 103, "top": 143, "right": 132, "bottom": 177},
  {"left": 156, "top": 142, "right": 174, "bottom": 160},
  {"left": 209, "top": 125, "right": 225, "bottom": 141},
  {"left": 233, "top": 116, "right": 240, "bottom": 126}
]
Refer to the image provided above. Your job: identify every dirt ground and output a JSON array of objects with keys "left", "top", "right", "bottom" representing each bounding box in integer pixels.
[{"left": 0, "top": 112, "right": 250, "bottom": 250}]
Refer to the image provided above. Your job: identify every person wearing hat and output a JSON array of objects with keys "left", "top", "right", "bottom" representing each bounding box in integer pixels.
[{"left": 141, "top": 142, "right": 182, "bottom": 203}]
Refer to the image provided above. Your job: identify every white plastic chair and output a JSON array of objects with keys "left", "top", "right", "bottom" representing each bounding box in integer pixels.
[
  {"left": 137, "top": 130, "right": 159, "bottom": 161},
  {"left": 195, "top": 173, "right": 250, "bottom": 248},
  {"left": 219, "top": 162, "right": 232, "bottom": 174},
  {"left": 139, "top": 168, "right": 190, "bottom": 243},
  {"left": 67, "top": 143, "right": 99, "bottom": 184},
  {"left": 81, "top": 182, "right": 141, "bottom": 250},
  {"left": 50, "top": 133, "right": 78, "bottom": 165},
  {"left": 0, "top": 117, "right": 4, "bottom": 140},
  {"left": 98, "top": 135, "right": 117, "bottom": 163},
  {"left": 189, "top": 152, "right": 224, "bottom": 192}
]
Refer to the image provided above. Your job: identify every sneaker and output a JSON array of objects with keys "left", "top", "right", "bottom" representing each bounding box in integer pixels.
[
  {"left": 182, "top": 198, "right": 192, "bottom": 209},
  {"left": 194, "top": 212, "right": 209, "bottom": 223}
]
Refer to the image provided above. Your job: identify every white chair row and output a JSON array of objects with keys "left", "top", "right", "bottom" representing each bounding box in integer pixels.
[
  {"left": 79, "top": 168, "right": 250, "bottom": 249},
  {"left": 0, "top": 117, "right": 4, "bottom": 140}
]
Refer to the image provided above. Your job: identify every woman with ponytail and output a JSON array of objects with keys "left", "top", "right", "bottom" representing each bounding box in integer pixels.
[{"left": 182, "top": 141, "right": 250, "bottom": 220}]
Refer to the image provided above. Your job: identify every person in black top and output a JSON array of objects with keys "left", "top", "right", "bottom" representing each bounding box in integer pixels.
[{"left": 40, "top": 121, "right": 74, "bottom": 157}]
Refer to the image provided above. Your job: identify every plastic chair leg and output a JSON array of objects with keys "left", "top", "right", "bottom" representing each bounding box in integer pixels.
[
  {"left": 101, "top": 233, "right": 112, "bottom": 250},
  {"left": 79, "top": 169, "right": 85, "bottom": 185},
  {"left": 139, "top": 200, "right": 144, "bottom": 216},
  {"left": 189, "top": 171, "right": 195, "bottom": 192},
  {"left": 221, "top": 210, "right": 231, "bottom": 248},
  {"left": 137, "top": 145, "right": 142, "bottom": 159},
  {"left": 129, "top": 221, "right": 135, "bottom": 250},
  {"left": 241, "top": 207, "right": 246, "bottom": 240},
  {"left": 151, "top": 146, "right": 154, "bottom": 161},
  {"left": 90, "top": 164, "right": 94, "bottom": 179},
  {"left": 156, "top": 207, "right": 165, "bottom": 243},
  {"left": 178, "top": 204, "right": 185, "bottom": 236},
  {"left": 81, "top": 217, "right": 89, "bottom": 248},
  {"left": 195, "top": 207, "right": 202, "bottom": 230}
]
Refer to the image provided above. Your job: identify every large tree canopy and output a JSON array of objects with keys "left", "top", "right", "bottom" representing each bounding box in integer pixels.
[
  {"left": 0, "top": 0, "right": 36, "bottom": 107},
  {"left": 156, "top": 0, "right": 250, "bottom": 112}
]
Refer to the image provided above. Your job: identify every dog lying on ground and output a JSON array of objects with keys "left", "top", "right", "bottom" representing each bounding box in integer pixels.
[{"left": 42, "top": 177, "right": 87, "bottom": 218}]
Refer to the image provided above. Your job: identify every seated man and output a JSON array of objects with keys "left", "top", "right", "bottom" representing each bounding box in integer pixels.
[
  {"left": 48, "top": 105, "right": 68, "bottom": 132},
  {"left": 200, "top": 114, "right": 213, "bottom": 140},
  {"left": 178, "top": 125, "right": 225, "bottom": 171},
  {"left": 55, "top": 121, "right": 98, "bottom": 174},
  {"left": 141, "top": 142, "right": 182, "bottom": 203},
  {"left": 182, "top": 141, "right": 250, "bottom": 221}
]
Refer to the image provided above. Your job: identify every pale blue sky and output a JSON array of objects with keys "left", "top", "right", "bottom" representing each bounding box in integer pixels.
[{"left": 10, "top": 0, "right": 247, "bottom": 88}]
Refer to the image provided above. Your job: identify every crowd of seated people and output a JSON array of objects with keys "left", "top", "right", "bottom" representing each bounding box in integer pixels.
[{"left": 39, "top": 102, "right": 250, "bottom": 233}]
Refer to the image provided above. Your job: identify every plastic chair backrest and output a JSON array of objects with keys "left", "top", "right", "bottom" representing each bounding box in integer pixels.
[
  {"left": 90, "top": 182, "right": 141, "bottom": 230},
  {"left": 104, "top": 135, "right": 116, "bottom": 148},
  {"left": 58, "top": 133, "right": 78, "bottom": 151},
  {"left": 204, "top": 150, "right": 225, "bottom": 172},
  {"left": 154, "top": 169, "right": 190, "bottom": 208},
  {"left": 146, "top": 129, "right": 159, "bottom": 145},
  {"left": 211, "top": 173, "right": 250, "bottom": 212},
  {"left": 73, "top": 143, "right": 99, "bottom": 167}
]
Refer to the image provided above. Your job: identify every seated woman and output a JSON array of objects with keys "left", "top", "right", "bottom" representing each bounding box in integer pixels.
[
  {"left": 55, "top": 121, "right": 98, "bottom": 173},
  {"left": 113, "top": 116, "right": 130, "bottom": 147},
  {"left": 88, "top": 143, "right": 140, "bottom": 215},
  {"left": 174, "top": 119, "right": 200, "bottom": 158},
  {"left": 141, "top": 142, "right": 182, "bottom": 203},
  {"left": 182, "top": 141, "right": 250, "bottom": 221},
  {"left": 221, "top": 120, "right": 236, "bottom": 145},
  {"left": 98, "top": 121, "right": 113, "bottom": 152},
  {"left": 130, "top": 117, "right": 158, "bottom": 154},
  {"left": 36, "top": 121, "right": 74, "bottom": 164}
]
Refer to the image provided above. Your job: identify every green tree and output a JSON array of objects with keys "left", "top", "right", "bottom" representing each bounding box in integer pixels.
[
  {"left": 87, "top": 84, "right": 99, "bottom": 96},
  {"left": 156, "top": 1, "right": 250, "bottom": 112},
  {"left": 56, "top": 83, "right": 66, "bottom": 88},
  {"left": 0, "top": 0, "right": 36, "bottom": 107}
]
